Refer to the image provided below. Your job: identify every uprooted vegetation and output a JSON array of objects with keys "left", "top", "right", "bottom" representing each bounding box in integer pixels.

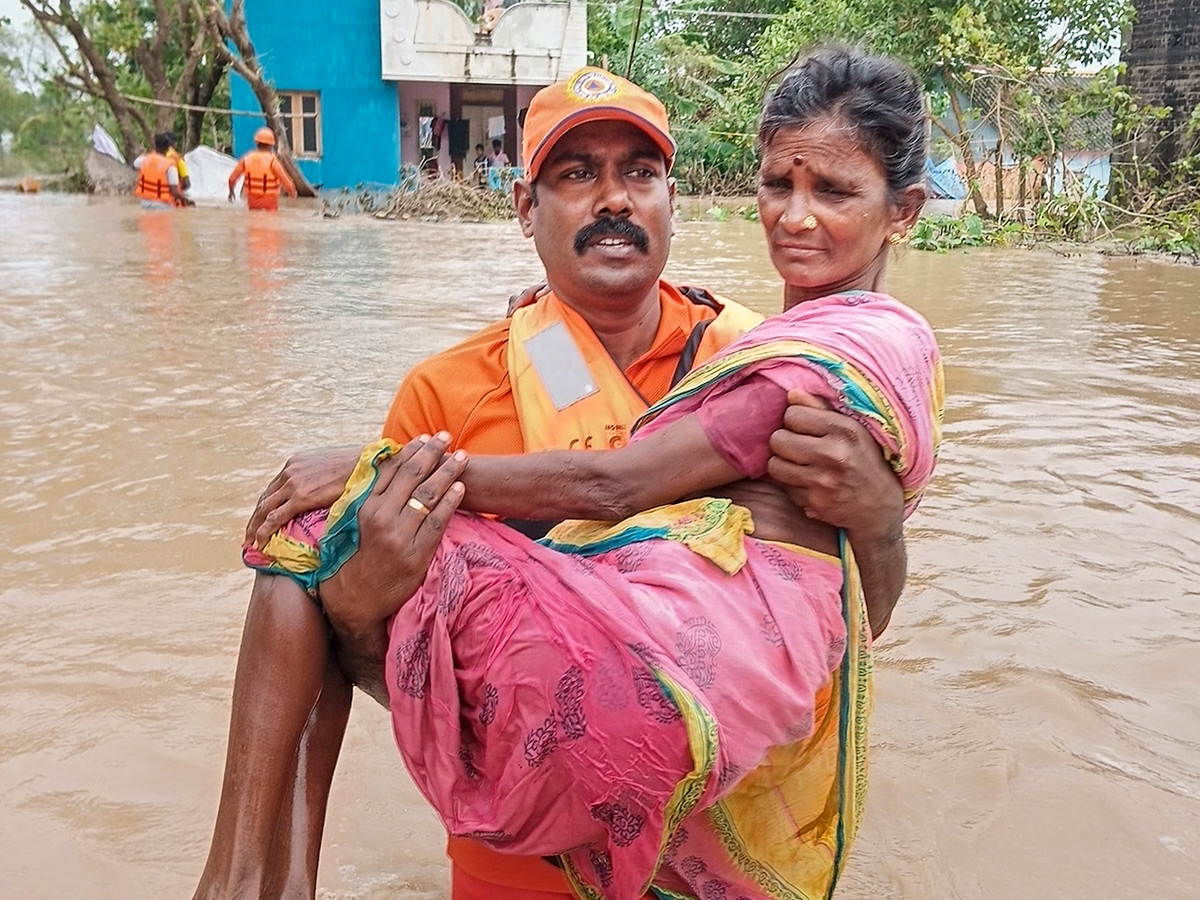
[{"left": 321, "top": 176, "right": 516, "bottom": 222}]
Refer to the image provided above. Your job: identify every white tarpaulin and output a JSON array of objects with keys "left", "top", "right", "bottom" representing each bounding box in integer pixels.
[
  {"left": 183, "top": 145, "right": 238, "bottom": 201},
  {"left": 91, "top": 124, "right": 125, "bottom": 163}
]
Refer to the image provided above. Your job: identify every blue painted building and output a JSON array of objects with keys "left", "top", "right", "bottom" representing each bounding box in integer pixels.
[{"left": 232, "top": 0, "right": 588, "bottom": 190}]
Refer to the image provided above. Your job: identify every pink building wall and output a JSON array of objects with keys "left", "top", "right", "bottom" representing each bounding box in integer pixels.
[
  {"left": 398, "top": 81, "right": 452, "bottom": 173},
  {"left": 396, "top": 81, "right": 549, "bottom": 176}
]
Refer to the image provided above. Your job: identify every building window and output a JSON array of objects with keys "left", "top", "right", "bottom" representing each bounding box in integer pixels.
[{"left": 278, "top": 92, "right": 322, "bottom": 158}]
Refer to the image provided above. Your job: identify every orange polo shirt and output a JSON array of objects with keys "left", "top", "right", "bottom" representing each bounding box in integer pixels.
[
  {"left": 382, "top": 281, "right": 723, "bottom": 454},
  {"left": 379, "top": 281, "right": 727, "bottom": 898}
]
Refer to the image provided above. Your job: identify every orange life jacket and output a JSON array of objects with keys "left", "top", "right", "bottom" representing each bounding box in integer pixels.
[
  {"left": 242, "top": 150, "right": 281, "bottom": 197},
  {"left": 135, "top": 152, "right": 175, "bottom": 203},
  {"left": 507, "top": 282, "right": 763, "bottom": 453}
]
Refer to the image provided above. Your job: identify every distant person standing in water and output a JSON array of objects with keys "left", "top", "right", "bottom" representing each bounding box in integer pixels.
[
  {"left": 164, "top": 131, "right": 192, "bottom": 198},
  {"left": 133, "top": 133, "right": 193, "bottom": 209},
  {"left": 228, "top": 127, "right": 298, "bottom": 211}
]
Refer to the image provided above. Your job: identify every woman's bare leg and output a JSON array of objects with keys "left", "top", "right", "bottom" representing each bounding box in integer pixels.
[
  {"left": 262, "top": 658, "right": 352, "bottom": 900},
  {"left": 191, "top": 574, "right": 333, "bottom": 900}
]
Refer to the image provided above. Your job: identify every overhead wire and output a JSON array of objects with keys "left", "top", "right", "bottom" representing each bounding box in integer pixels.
[{"left": 625, "top": 0, "right": 647, "bottom": 79}]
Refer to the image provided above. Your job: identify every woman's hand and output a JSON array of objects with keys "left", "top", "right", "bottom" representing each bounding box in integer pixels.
[
  {"left": 245, "top": 447, "right": 363, "bottom": 549},
  {"left": 765, "top": 389, "right": 903, "bottom": 543},
  {"left": 767, "top": 389, "right": 906, "bottom": 634},
  {"left": 318, "top": 433, "right": 467, "bottom": 639}
]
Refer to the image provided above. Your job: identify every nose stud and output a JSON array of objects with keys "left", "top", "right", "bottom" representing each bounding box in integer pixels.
[{"left": 802, "top": 215, "right": 818, "bottom": 231}]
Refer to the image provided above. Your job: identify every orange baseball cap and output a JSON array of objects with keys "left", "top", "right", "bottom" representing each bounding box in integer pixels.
[
  {"left": 254, "top": 126, "right": 276, "bottom": 146},
  {"left": 521, "top": 67, "right": 675, "bottom": 181}
]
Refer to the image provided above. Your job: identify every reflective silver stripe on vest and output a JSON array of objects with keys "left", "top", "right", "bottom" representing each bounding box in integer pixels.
[{"left": 523, "top": 320, "right": 599, "bottom": 411}]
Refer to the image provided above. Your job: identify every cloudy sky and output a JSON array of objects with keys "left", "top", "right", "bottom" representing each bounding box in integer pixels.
[{"left": 0, "top": 0, "right": 26, "bottom": 23}]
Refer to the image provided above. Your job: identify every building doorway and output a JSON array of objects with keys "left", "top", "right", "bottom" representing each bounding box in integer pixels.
[
  {"left": 463, "top": 103, "right": 503, "bottom": 184},
  {"left": 450, "top": 84, "right": 517, "bottom": 180}
]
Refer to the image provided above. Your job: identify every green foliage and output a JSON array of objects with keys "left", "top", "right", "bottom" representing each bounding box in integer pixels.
[
  {"left": 1130, "top": 209, "right": 1200, "bottom": 260},
  {"left": 747, "top": 0, "right": 1130, "bottom": 216},
  {"left": 910, "top": 213, "right": 1007, "bottom": 251},
  {"left": 1034, "top": 191, "right": 1106, "bottom": 239},
  {"left": 9, "top": 0, "right": 232, "bottom": 170},
  {"left": 586, "top": 1, "right": 767, "bottom": 193},
  {"left": 0, "top": 29, "right": 35, "bottom": 155},
  {"left": 0, "top": 20, "right": 101, "bottom": 176}
]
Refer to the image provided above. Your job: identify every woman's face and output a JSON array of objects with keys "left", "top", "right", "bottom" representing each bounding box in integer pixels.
[{"left": 757, "top": 115, "right": 915, "bottom": 299}]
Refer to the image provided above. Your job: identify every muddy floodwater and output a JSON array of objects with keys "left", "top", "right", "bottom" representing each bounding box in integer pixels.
[{"left": 2, "top": 194, "right": 1198, "bottom": 900}]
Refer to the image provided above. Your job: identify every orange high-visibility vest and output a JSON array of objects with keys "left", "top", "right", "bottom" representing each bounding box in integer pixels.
[
  {"left": 135, "top": 152, "right": 175, "bottom": 203},
  {"left": 242, "top": 150, "right": 281, "bottom": 196},
  {"left": 507, "top": 283, "right": 763, "bottom": 453}
]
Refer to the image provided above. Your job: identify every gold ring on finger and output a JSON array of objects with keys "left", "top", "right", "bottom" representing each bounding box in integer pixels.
[{"left": 407, "top": 497, "right": 431, "bottom": 517}]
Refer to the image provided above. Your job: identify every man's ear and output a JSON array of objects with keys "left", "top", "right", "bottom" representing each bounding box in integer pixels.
[{"left": 513, "top": 179, "right": 536, "bottom": 238}]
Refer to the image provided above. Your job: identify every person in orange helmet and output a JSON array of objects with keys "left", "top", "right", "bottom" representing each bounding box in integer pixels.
[{"left": 228, "top": 126, "right": 298, "bottom": 211}]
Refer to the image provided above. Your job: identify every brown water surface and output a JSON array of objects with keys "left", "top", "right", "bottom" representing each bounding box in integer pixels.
[{"left": 2, "top": 195, "right": 1198, "bottom": 899}]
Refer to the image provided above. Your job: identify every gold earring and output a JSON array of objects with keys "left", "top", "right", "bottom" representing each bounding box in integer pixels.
[
  {"left": 802, "top": 215, "right": 818, "bottom": 230},
  {"left": 888, "top": 232, "right": 904, "bottom": 245}
]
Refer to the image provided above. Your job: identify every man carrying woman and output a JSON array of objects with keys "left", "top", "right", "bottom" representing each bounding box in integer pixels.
[{"left": 192, "top": 49, "right": 934, "bottom": 900}]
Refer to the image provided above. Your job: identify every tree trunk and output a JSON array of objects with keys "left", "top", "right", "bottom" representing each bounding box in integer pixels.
[
  {"left": 994, "top": 139, "right": 1004, "bottom": 218},
  {"left": 21, "top": 0, "right": 222, "bottom": 160},
  {"left": 21, "top": 1, "right": 152, "bottom": 159},
  {"left": 187, "top": 57, "right": 228, "bottom": 149},
  {"left": 203, "top": 0, "right": 316, "bottom": 196},
  {"left": 943, "top": 78, "right": 992, "bottom": 218}
]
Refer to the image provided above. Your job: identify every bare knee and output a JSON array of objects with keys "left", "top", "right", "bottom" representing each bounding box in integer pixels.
[{"left": 242, "top": 573, "right": 330, "bottom": 658}]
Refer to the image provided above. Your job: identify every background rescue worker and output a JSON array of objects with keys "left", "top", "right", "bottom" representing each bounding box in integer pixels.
[
  {"left": 228, "top": 127, "right": 298, "bottom": 211},
  {"left": 133, "top": 133, "right": 193, "bottom": 209},
  {"left": 164, "top": 131, "right": 192, "bottom": 198}
]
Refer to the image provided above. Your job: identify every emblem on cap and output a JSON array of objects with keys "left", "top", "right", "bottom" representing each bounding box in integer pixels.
[{"left": 569, "top": 69, "right": 620, "bottom": 103}]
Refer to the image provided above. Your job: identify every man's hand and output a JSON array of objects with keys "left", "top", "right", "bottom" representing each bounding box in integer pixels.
[
  {"left": 766, "top": 389, "right": 906, "bottom": 636},
  {"left": 766, "top": 389, "right": 903, "bottom": 542},
  {"left": 319, "top": 433, "right": 467, "bottom": 639},
  {"left": 506, "top": 280, "right": 550, "bottom": 316},
  {"left": 228, "top": 188, "right": 236, "bottom": 202},
  {"left": 245, "top": 447, "right": 364, "bottom": 549}
]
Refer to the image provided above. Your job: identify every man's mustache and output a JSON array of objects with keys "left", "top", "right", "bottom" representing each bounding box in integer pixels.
[{"left": 573, "top": 217, "right": 650, "bottom": 254}]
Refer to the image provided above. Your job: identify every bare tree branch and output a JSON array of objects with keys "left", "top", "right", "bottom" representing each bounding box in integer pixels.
[{"left": 200, "top": 0, "right": 316, "bottom": 195}]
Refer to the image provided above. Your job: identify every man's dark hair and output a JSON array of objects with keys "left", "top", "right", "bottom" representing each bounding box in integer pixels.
[
  {"left": 164, "top": 131, "right": 178, "bottom": 148},
  {"left": 492, "top": 138, "right": 502, "bottom": 149},
  {"left": 759, "top": 44, "right": 927, "bottom": 200},
  {"left": 475, "top": 143, "right": 484, "bottom": 152},
  {"left": 153, "top": 132, "right": 171, "bottom": 153}
]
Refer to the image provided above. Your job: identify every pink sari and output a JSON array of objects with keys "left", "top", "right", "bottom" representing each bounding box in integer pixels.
[{"left": 248, "top": 291, "right": 943, "bottom": 900}]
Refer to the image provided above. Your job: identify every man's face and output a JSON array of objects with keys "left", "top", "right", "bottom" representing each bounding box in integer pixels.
[{"left": 516, "top": 120, "right": 675, "bottom": 308}]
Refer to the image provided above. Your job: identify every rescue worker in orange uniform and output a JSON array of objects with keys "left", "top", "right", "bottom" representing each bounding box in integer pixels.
[
  {"left": 217, "top": 68, "right": 908, "bottom": 900},
  {"left": 228, "top": 126, "right": 298, "bottom": 211},
  {"left": 133, "top": 132, "right": 192, "bottom": 209}
]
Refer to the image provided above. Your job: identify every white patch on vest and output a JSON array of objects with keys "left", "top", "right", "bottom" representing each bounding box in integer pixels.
[{"left": 524, "top": 320, "right": 599, "bottom": 411}]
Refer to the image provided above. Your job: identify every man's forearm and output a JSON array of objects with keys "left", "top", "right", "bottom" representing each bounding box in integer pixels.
[{"left": 847, "top": 526, "right": 906, "bottom": 637}]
